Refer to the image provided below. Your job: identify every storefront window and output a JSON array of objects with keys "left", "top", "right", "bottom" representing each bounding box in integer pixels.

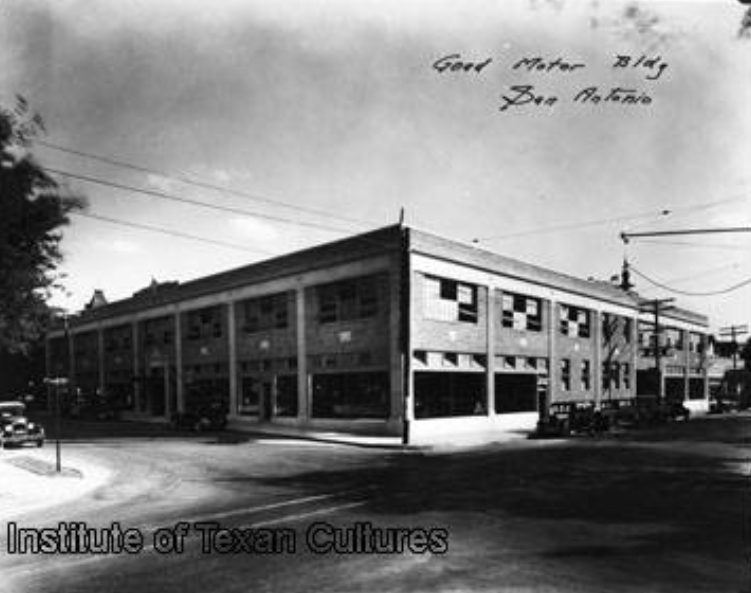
[
  {"left": 311, "top": 372, "right": 389, "bottom": 418},
  {"left": 414, "top": 372, "right": 485, "bottom": 418}
]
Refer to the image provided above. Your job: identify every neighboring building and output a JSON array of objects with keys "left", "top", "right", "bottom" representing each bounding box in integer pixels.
[{"left": 46, "top": 225, "right": 710, "bottom": 444}]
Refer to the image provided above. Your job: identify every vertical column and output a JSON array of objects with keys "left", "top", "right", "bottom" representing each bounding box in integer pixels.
[
  {"left": 388, "top": 270, "right": 403, "bottom": 423},
  {"left": 702, "top": 333, "right": 709, "bottom": 401},
  {"left": 486, "top": 285, "right": 495, "bottom": 416},
  {"left": 593, "top": 311, "right": 602, "bottom": 408},
  {"left": 168, "top": 310, "right": 179, "bottom": 419},
  {"left": 630, "top": 316, "right": 638, "bottom": 399},
  {"left": 227, "top": 301, "right": 237, "bottom": 419},
  {"left": 546, "top": 299, "right": 558, "bottom": 419},
  {"left": 175, "top": 309, "right": 184, "bottom": 414},
  {"left": 132, "top": 321, "right": 141, "bottom": 413},
  {"left": 97, "top": 325, "right": 106, "bottom": 398},
  {"left": 296, "top": 286, "right": 309, "bottom": 422},
  {"left": 683, "top": 329, "right": 690, "bottom": 401},
  {"left": 163, "top": 366, "right": 171, "bottom": 419}
]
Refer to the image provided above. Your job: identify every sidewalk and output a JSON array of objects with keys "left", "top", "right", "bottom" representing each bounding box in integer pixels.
[
  {"left": 0, "top": 448, "right": 111, "bottom": 522},
  {"left": 231, "top": 422, "right": 410, "bottom": 450}
]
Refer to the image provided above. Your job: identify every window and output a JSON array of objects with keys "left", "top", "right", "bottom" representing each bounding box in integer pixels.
[
  {"left": 311, "top": 372, "right": 390, "bottom": 419},
  {"left": 186, "top": 306, "right": 223, "bottom": 340},
  {"left": 424, "top": 276, "right": 478, "bottom": 323},
  {"left": 560, "top": 359, "right": 571, "bottom": 391},
  {"left": 689, "top": 333, "right": 704, "bottom": 354},
  {"left": 243, "top": 292, "right": 290, "bottom": 333},
  {"left": 665, "top": 328, "right": 683, "bottom": 351},
  {"left": 443, "top": 352, "right": 459, "bottom": 367},
  {"left": 275, "top": 375, "right": 298, "bottom": 417},
  {"left": 238, "top": 377, "right": 261, "bottom": 416},
  {"left": 559, "top": 304, "right": 590, "bottom": 338},
  {"left": 581, "top": 360, "right": 591, "bottom": 390},
  {"left": 317, "top": 275, "right": 382, "bottom": 324},
  {"left": 612, "top": 362, "right": 621, "bottom": 389},
  {"left": 623, "top": 318, "right": 633, "bottom": 343},
  {"left": 414, "top": 372, "right": 486, "bottom": 418},
  {"left": 602, "top": 361, "right": 610, "bottom": 391},
  {"left": 623, "top": 363, "right": 631, "bottom": 389},
  {"left": 501, "top": 292, "right": 542, "bottom": 332}
]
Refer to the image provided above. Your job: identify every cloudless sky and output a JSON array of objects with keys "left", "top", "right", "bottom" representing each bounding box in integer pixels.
[{"left": 1, "top": 0, "right": 749, "bottom": 332}]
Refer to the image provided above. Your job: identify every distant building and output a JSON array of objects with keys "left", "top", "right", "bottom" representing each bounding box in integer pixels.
[{"left": 46, "top": 225, "right": 710, "bottom": 444}]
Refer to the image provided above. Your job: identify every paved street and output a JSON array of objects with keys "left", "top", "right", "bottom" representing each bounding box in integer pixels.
[{"left": 1, "top": 414, "right": 749, "bottom": 593}]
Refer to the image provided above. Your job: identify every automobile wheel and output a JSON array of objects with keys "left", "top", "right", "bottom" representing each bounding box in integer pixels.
[{"left": 36, "top": 439, "right": 44, "bottom": 448}]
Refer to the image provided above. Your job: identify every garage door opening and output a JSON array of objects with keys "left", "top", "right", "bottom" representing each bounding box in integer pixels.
[{"left": 495, "top": 373, "right": 538, "bottom": 413}]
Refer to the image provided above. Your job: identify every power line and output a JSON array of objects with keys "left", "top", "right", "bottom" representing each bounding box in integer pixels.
[
  {"left": 638, "top": 262, "right": 745, "bottom": 293},
  {"left": 472, "top": 209, "right": 669, "bottom": 242},
  {"left": 37, "top": 140, "right": 374, "bottom": 228},
  {"left": 633, "top": 238, "right": 751, "bottom": 252},
  {"left": 44, "top": 166, "right": 361, "bottom": 236},
  {"left": 473, "top": 194, "right": 747, "bottom": 243},
  {"left": 73, "top": 211, "right": 277, "bottom": 255},
  {"left": 630, "top": 264, "right": 751, "bottom": 296}
]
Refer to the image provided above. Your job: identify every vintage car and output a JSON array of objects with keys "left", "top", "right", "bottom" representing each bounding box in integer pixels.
[
  {"left": 0, "top": 401, "right": 45, "bottom": 448},
  {"left": 171, "top": 402, "right": 228, "bottom": 432}
]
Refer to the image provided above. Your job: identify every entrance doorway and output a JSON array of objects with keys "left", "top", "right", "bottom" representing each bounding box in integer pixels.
[{"left": 261, "top": 381, "right": 273, "bottom": 421}]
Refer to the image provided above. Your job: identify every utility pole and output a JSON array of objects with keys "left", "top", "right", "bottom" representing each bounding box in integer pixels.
[
  {"left": 639, "top": 298, "right": 675, "bottom": 404},
  {"left": 719, "top": 324, "right": 749, "bottom": 370}
]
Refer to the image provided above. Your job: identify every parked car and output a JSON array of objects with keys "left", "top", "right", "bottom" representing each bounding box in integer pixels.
[
  {"left": 68, "top": 400, "right": 120, "bottom": 421},
  {"left": 709, "top": 397, "right": 738, "bottom": 414},
  {"left": 0, "top": 401, "right": 45, "bottom": 448},
  {"left": 171, "top": 403, "right": 227, "bottom": 432}
]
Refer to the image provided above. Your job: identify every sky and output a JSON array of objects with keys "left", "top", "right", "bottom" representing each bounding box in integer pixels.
[{"left": 1, "top": 0, "right": 749, "bottom": 334}]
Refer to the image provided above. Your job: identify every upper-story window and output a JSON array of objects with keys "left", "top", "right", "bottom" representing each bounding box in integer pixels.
[
  {"left": 243, "top": 292, "right": 289, "bottom": 333},
  {"left": 317, "top": 275, "right": 380, "bottom": 324},
  {"left": 424, "top": 276, "right": 478, "bottom": 323},
  {"left": 501, "top": 292, "right": 542, "bottom": 332},
  {"left": 559, "top": 304, "right": 591, "bottom": 338},
  {"left": 665, "top": 328, "right": 683, "bottom": 350},
  {"left": 581, "top": 360, "right": 591, "bottom": 390},
  {"left": 560, "top": 359, "right": 571, "bottom": 391},
  {"left": 689, "top": 332, "right": 704, "bottom": 354},
  {"left": 187, "top": 306, "right": 223, "bottom": 340}
]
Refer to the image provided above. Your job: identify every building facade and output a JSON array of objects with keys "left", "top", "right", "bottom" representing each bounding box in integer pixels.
[{"left": 46, "top": 225, "right": 710, "bottom": 444}]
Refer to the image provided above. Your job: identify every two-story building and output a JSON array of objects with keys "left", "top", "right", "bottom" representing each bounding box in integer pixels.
[{"left": 46, "top": 224, "right": 710, "bottom": 444}]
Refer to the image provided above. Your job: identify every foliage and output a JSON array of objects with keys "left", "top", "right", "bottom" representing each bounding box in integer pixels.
[{"left": 0, "top": 96, "right": 83, "bottom": 354}]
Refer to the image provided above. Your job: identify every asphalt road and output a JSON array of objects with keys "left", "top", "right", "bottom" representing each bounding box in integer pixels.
[{"left": 1, "top": 414, "right": 749, "bottom": 593}]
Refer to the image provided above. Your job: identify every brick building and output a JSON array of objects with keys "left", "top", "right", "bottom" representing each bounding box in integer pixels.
[{"left": 46, "top": 225, "right": 710, "bottom": 444}]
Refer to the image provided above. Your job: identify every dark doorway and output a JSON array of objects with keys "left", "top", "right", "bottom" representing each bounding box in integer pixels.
[
  {"left": 147, "top": 368, "right": 166, "bottom": 416},
  {"left": 495, "top": 373, "right": 537, "bottom": 413},
  {"left": 261, "top": 381, "right": 273, "bottom": 421}
]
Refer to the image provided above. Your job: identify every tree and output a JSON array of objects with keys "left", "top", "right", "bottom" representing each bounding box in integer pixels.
[{"left": 0, "top": 96, "right": 83, "bottom": 354}]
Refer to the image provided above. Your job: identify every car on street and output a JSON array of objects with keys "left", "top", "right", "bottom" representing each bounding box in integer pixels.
[
  {"left": 0, "top": 401, "right": 45, "bottom": 448},
  {"left": 171, "top": 402, "right": 228, "bottom": 432}
]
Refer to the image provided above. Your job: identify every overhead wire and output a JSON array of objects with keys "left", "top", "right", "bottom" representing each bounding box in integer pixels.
[
  {"left": 630, "top": 238, "right": 751, "bottom": 252},
  {"left": 44, "top": 166, "right": 361, "bottom": 236},
  {"left": 629, "top": 264, "right": 751, "bottom": 297},
  {"left": 473, "top": 209, "right": 670, "bottom": 242},
  {"left": 72, "top": 212, "right": 278, "bottom": 256},
  {"left": 37, "top": 140, "right": 375, "bottom": 228},
  {"left": 637, "top": 262, "right": 745, "bottom": 293}
]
